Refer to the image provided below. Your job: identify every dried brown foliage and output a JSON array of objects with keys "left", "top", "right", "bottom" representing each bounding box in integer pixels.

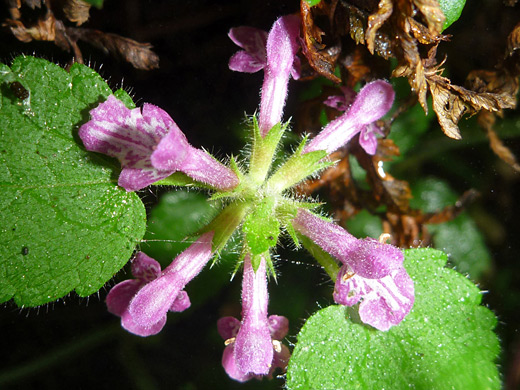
[
  {"left": 297, "top": 0, "right": 520, "bottom": 246},
  {"left": 3, "top": 0, "right": 159, "bottom": 70}
]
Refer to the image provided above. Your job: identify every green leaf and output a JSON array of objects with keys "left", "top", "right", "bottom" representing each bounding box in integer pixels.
[
  {"left": 0, "top": 56, "right": 146, "bottom": 307},
  {"left": 287, "top": 248, "right": 500, "bottom": 390},
  {"left": 82, "top": 0, "right": 104, "bottom": 8},
  {"left": 438, "top": 0, "right": 466, "bottom": 30},
  {"left": 243, "top": 197, "right": 280, "bottom": 255},
  {"left": 304, "top": 0, "right": 321, "bottom": 6},
  {"left": 410, "top": 177, "right": 491, "bottom": 280}
]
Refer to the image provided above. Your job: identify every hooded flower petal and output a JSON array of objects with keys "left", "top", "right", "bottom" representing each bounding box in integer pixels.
[
  {"left": 334, "top": 264, "right": 415, "bottom": 331},
  {"left": 79, "top": 96, "right": 239, "bottom": 191},
  {"left": 292, "top": 209, "right": 402, "bottom": 279},
  {"left": 258, "top": 14, "right": 300, "bottom": 136},
  {"left": 218, "top": 256, "right": 291, "bottom": 381},
  {"left": 105, "top": 252, "right": 166, "bottom": 336},
  {"left": 304, "top": 80, "right": 395, "bottom": 155},
  {"left": 127, "top": 232, "right": 214, "bottom": 330},
  {"left": 228, "top": 26, "right": 268, "bottom": 73},
  {"left": 234, "top": 255, "right": 273, "bottom": 375}
]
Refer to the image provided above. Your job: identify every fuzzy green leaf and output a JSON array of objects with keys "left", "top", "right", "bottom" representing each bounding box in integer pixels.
[
  {"left": 0, "top": 56, "right": 146, "bottom": 307},
  {"left": 287, "top": 248, "right": 500, "bottom": 390}
]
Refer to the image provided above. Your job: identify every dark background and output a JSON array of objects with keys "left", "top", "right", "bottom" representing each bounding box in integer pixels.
[{"left": 1, "top": 0, "right": 520, "bottom": 389}]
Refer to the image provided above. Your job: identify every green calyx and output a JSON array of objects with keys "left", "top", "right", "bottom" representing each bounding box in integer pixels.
[{"left": 200, "top": 119, "right": 333, "bottom": 273}]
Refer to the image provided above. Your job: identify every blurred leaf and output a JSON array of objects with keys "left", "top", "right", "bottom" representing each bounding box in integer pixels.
[
  {"left": 438, "top": 0, "right": 467, "bottom": 30},
  {"left": 410, "top": 178, "right": 491, "bottom": 279},
  {"left": 287, "top": 248, "right": 500, "bottom": 390},
  {"left": 82, "top": 0, "right": 103, "bottom": 8},
  {"left": 143, "top": 191, "right": 218, "bottom": 263},
  {"left": 0, "top": 56, "right": 146, "bottom": 307}
]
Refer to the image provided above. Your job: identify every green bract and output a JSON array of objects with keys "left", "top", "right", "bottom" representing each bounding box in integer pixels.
[
  {"left": 0, "top": 56, "right": 146, "bottom": 307},
  {"left": 286, "top": 248, "right": 500, "bottom": 390}
]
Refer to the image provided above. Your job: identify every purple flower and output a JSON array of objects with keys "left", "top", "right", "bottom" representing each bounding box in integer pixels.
[
  {"left": 304, "top": 80, "right": 395, "bottom": 156},
  {"left": 292, "top": 208, "right": 414, "bottom": 330},
  {"left": 229, "top": 15, "right": 300, "bottom": 136},
  {"left": 217, "top": 256, "right": 290, "bottom": 381},
  {"left": 106, "top": 232, "right": 214, "bottom": 336},
  {"left": 333, "top": 263, "right": 414, "bottom": 331},
  {"left": 79, "top": 95, "right": 239, "bottom": 191}
]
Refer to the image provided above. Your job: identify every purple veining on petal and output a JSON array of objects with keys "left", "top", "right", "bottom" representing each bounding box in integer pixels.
[
  {"left": 334, "top": 264, "right": 414, "bottom": 331},
  {"left": 80, "top": 95, "right": 239, "bottom": 191},
  {"left": 303, "top": 80, "right": 395, "bottom": 155}
]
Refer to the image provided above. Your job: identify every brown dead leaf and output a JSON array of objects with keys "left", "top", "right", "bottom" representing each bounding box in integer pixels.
[
  {"left": 4, "top": 14, "right": 55, "bottom": 42},
  {"left": 412, "top": 0, "right": 445, "bottom": 33},
  {"left": 366, "top": 0, "right": 393, "bottom": 54},
  {"left": 67, "top": 28, "right": 160, "bottom": 70},
  {"left": 63, "top": 0, "right": 91, "bottom": 26},
  {"left": 479, "top": 110, "right": 520, "bottom": 172},
  {"left": 427, "top": 68, "right": 516, "bottom": 139},
  {"left": 300, "top": 0, "right": 341, "bottom": 83}
]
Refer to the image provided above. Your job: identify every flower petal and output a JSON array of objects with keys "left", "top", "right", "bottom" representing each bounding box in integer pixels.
[
  {"left": 121, "top": 310, "right": 167, "bottom": 337},
  {"left": 268, "top": 315, "right": 289, "bottom": 340},
  {"left": 346, "top": 80, "right": 395, "bottom": 126},
  {"left": 304, "top": 81, "right": 394, "bottom": 155},
  {"left": 217, "top": 316, "right": 241, "bottom": 340},
  {"left": 358, "top": 126, "right": 378, "bottom": 155},
  {"left": 222, "top": 345, "right": 254, "bottom": 382},
  {"left": 233, "top": 256, "right": 273, "bottom": 376},
  {"left": 131, "top": 252, "right": 162, "bottom": 282},
  {"left": 128, "top": 232, "right": 214, "bottom": 328},
  {"left": 106, "top": 279, "right": 142, "bottom": 317},
  {"left": 228, "top": 26, "right": 268, "bottom": 62},
  {"left": 128, "top": 271, "right": 183, "bottom": 328},
  {"left": 169, "top": 290, "right": 191, "bottom": 312},
  {"left": 258, "top": 15, "right": 300, "bottom": 136},
  {"left": 334, "top": 265, "right": 415, "bottom": 331},
  {"left": 229, "top": 51, "right": 266, "bottom": 73},
  {"left": 292, "top": 208, "right": 359, "bottom": 262},
  {"left": 349, "top": 238, "right": 403, "bottom": 279}
]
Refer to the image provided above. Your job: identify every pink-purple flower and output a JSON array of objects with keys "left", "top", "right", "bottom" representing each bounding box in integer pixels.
[
  {"left": 304, "top": 80, "right": 395, "bottom": 156},
  {"left": 292, "top": 208, "right": 414, "bottom": 331},
  {"left": 229, "top": 15, "right": 301, "bottom": 136},
  {"left": 217, "top": 255, "right": 290, "bottom": 381},
  {"left": 106, "top": 232, "right": 214, "bottom": 336},
  {"left": 78, "top": 95, "right": 239, "bottom": 191}
]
